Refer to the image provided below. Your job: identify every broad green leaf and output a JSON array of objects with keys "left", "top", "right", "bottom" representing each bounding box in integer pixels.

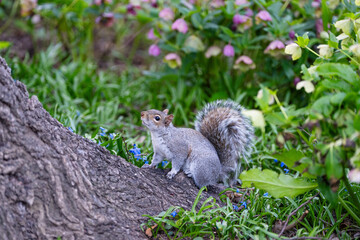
[
  {"left": 316, "top": 63, "right": 360, "bottom": 89},
  {"left": 265, "top": 112, "right": 287, "bottom": 126},
  {"left": 240, "top": 169, "right": 318, "bottom": 198},
  {"left": 311, "top": 95, "right": 334, "bottom": 117},
  {"left": 354, "top": 115, "right": 360, "bottom": 131},
  {"left": 191, "top": 12, "right": 203, "bottom": 29},
  {"left": 325, "top": 146, "right": 343, "bottom": 179},
  {"left": 220, "top": 26, "right": 234, "bottom": 38},
  {"left": 0, "top": 41, "right": 11, "bottom": 50},
  {"left": 273, "top": 149, "right": 315, "bottom": 178},
  {"left": 330, "top": 92, "right": 346, "bottom": 105}
]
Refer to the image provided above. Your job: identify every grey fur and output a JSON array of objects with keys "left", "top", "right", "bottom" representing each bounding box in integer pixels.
[
  {"left": 195, "top": 100, "right": 254, "bottom": 186},
  {"left": 141, "top": 100, "right": 254, "bottom": 188}
]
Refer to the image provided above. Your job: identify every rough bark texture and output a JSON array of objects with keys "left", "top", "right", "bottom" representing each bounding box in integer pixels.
[{"left": 0, "top": 57, "right": 218, "bottom": 240}]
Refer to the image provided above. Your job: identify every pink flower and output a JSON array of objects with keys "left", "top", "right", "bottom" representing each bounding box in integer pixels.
[
  {"left": 147, "top": 28, "right": 157, "bottom": 40},
  {"left": 210, "top": 0, "right": 225, "bottom": 8},
  {"left": 164, "top": 53, "right": 182, "bottom": 68},
  {"left": 245, "top": 8, "right": 253, "bottom": 17},
  {"left": 93, "top": 0, "right": 102, "bottom": 5},
  {"left": 149, "top": 44, "right": 161, "bottom": 56},
  {"left": 289, "top": 30, "right": 295, "bottom": 40},
  {"left": 223, "top": 44, "right": 235, "bottom": 57},
  {"left": 316, "top": 19, "right": 323, "bottom": 36},
  {"left": 264, "top": 40, "right": 285, "bottom": 52},
  {"left": 172, "top": 19, "right": 188, "bottom": 34},
  {"left": 127, "top": 4, "right": 137, "bottom": 15},
  {"left": 159, "top": 7, "right": 174, "bottom": 21},
  {"left": 233, "top": 14, "right": 247, "bottom": 25},
  {"left": 256, "top": 10, "right": 272, "bottom": 24},
  {"left": 234, "top": 15, "right": 252, "bottom": 32},
  {"left": 233, "top": 55, "right": 256, "bottom": 71},
  {"left": 312, "top": 0, "right": 321, "bottom": 8},
  {"left": 235, "top": 0, "right": 248, "bottom": 5}
]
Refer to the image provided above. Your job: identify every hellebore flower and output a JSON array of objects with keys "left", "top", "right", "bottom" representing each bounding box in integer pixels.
[
  {"left": 235, "top": 0, "right": 248, "bottom": 5},
  {"left": 164, "top": 53, "right": 182, "bottom": 68},
  {"left": 256, "top": 10, "right": 272, "bottom": 24},
  {"left": 210, "top": 0, "right": 225, "bottom": 8},
  {"left": 127, "top": 4, "right": 137, "bottom": 15},
  {"left": 294, "top": 77, "right": 301, "bottom": 86},
  {"left": 285, "top": 43, "right": 302, "bottom": 60},
  {"left": 147, "top": 28, "right": 157, "bottom": 40},
  {"left": 312, "top": 0, "right": 321, "bottom": 8},
  {"left": 223, "top": 44, "right": 235, "bottom": 57},
  {"left": 205, "top": 46, "right": 221, "bottom": 58},
  {"left": 350, "top": 44, "right": 360, "bottom": 57},
  {"left": 256, "top": 89, "right": 274, "bottom": 105},
  {"left": 172, "top": 19, "right": 188, "bottom": 33},
  {"left": 245, "top": 8, "right": 253, "bottom": 17},
  {"left": 334, "top": 18, "right": 351, "bottom": 35},
  {"left": 348, "top": 169, "right": 360, "bottom": 183},
  {"left": 159, "top": 7, "right": 174, "bottom": 21},
  {"left": 264, "top": 40, "right": 285, "bottom": 57},
  {"left": 317, "top": 44, "right": 333, "bottom": 58},
  {"left": 148, "top": 44, "right": 161, "bottom": 56},
  {"left": 233, "top": 55, "right": 256, "bottom": 71},
  {"left": 296, "top": 81, "right": 315, "bottom": 93},
  {"left": 233, "top": 14, "right": 247, "bottom": 25},
  {"left": 289, "top": 30, "right": 296, "bottom": 40},
  {"left": 21, "top": 0, "right": 37, "bottom": 17}
]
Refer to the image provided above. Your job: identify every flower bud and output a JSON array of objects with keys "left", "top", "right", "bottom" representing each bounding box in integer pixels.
[
  {"left": 171, "top": 19, "right": 188, "bottom": 34},
  {"left": 164, "top": 53, "right": 182, "bottom": 68},
  {"left": 148, "top": 44, "right": 161, "bottom": 56},
  {"left": 223, "top": 44, "right": 235, "bottom": 57}
]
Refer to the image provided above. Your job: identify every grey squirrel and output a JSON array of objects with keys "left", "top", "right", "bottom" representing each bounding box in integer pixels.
[{"left": 141, "top": 100, "right": 254, "bottom": 187}]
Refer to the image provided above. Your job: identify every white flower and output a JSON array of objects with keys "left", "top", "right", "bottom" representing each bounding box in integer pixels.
[
  {"left": 285, "top": 43, "right": 302, "bottom": 60},
  {"left": 296, "top": 81, "right": 315, "bottom": 93},
  {"left": 317, "top": 44, "right": 333, "bottom": 58},
  {"left": 350, "top": 44, "right": 360, "bottom": 57},
  {"left": 334, "top": 19, "right": 351, "bottom": 35}
]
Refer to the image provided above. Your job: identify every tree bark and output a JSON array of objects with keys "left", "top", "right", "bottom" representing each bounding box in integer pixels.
[{"left": 0, "top": 57, "right": 217, "bottom": 240}]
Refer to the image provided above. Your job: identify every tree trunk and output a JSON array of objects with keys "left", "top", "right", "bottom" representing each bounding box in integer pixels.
[{"left": 0, "top": 57, "right": 217, "bottom": 240}]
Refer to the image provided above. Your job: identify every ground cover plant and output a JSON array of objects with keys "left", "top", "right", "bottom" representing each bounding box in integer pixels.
[{"left": 1, "top": 0, "right": 360, "bottom": 239}]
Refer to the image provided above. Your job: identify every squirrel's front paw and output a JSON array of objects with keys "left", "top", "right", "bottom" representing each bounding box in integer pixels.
[{"left": 166, "top": 171, "right": 177, "bottom": 179}]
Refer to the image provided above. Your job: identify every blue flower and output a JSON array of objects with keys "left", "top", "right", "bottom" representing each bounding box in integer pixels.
[
  {"left": 68, "top": 127, "right": 74, "bottom": 132},
  {"left": 233, "top": 204, "right": 239, "bottom": 211},
  {"left": 162, "top": 160, "right": 168, "bottom": 167},
  {"left": 263, "top": 192, "right": 269, "bottom": 197},
  {"left": 98, "top": 141, "right": 102, "bottom": 145},
  {"left": 99, "top": 127, "right": 106, "bottom": 132},
  {"left": 280, "top": 162, "right": 287, "bottom": 168},
  {"left": 76, "top": 110, "right": 80, "bottom": 116},
  {"left": 100, "top": 132, "right": 107, "bottom": 137},
  {"left": 241, "top": 201, "right": 247, "bottom": 209},
  {"left": 274, "top": 159, "right": 278, "bottom": 163},
  {"left": 144, "top": 161, "right": 149, "bottom": 164},
  {"left": 171, "top": 211, "right": 177, "bottom": 217},
  {"left": 106, "top": 144, "right": 109, "bottom": 147},
  {"left": 129, "top": 144, "right": 142, "bottom": 161},
  {"left": 236, "top": 189, "right": 240, "bottom": 193},
  {"left": 284, "top": 168, "right": 289, "bottom": 174},
  {"left": 109, "top": 133, "right": 114, "bottom": 139}
]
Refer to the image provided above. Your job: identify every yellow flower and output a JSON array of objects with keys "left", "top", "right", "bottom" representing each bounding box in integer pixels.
[{"left": 285, "top": 43, "right": 302, "bottom": 60}]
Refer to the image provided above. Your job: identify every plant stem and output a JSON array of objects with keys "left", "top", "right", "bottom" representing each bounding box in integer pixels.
[
  {"left": 272, "top": 93, "right": 289, "bottom": 120},
  {"left": 342, "top": 168, "right": 360, "bottom": 214},
  {"left": 305, "top": 46, "right": 323, "bottom": 59},
  {"left": 338, "top": 49, "right": 360, "bottom": 67},
  {"left": 338, "top": 196, "right": 360, "bottom": 226}
]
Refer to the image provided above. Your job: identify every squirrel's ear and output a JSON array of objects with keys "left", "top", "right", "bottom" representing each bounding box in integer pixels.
[
  {"left": 164, "top": 114, "right": 174, "bottom": 126},
  {"left": 163, "top": 109, "right": 169, "bottom": 115}
]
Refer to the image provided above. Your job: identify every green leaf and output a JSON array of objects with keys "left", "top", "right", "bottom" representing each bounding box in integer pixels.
[
  {"left": 273, "top": 149, "right": 315, "bottom": 178},
  {"left": 296, "top": 33, "right": 309, "bottom": 48},
  {"left": 240, "top": 169, "right": 318, "bottom": 198},
  {"left": 311, "top": 95, "right": 334, "bottom": 117},
  {"left": 316, "top": 63, "right": 360, "bottom": 89},
  {"left": 0, "top": 41, "right": 11, "bottom": 50},
  {"left": 220, "top": 26, "right": 234, "bottom": 38},
  {"left": 354, "top": 115, "right": 360, "bottom": 131},
  {"left": 330, "top": 92, "right": 346, "bottom": 105},
  {"left": 191, "top": 12, "right": 203, "bottom": 29},
  {"left": 325, "top": 147, "right": 343, "bottom": 179},
  {"left": 328, "top": 32, "right": 339, "bottom": 48}
]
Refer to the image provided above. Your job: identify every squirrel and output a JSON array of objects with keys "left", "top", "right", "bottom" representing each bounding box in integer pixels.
[{"left": 141, "top": 100, "right": 254, "bottom": 188}]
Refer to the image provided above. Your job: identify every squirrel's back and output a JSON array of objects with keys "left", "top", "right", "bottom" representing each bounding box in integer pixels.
[{"left": 195, "top": 100, "right": 254, "bottom": 185}]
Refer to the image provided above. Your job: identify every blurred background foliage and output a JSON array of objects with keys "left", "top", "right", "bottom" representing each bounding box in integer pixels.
[{"left": 1, "top": 0, "right": 360, "bottom": 238}]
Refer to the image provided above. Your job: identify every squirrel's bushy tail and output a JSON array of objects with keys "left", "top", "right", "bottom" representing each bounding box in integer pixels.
[{"left": 195, "top": 100, "right": 254, "bottom": 186}]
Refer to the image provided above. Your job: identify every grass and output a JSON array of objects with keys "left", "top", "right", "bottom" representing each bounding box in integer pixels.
[{"left": 4, "top": 39, "right": 360, "bottom": 240}]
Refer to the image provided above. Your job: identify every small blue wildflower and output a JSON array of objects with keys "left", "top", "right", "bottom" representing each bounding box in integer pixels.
[
  {"left": 284, "top": 168, "right": 289, "bottom": 174},
  {"left": 144, "top": 161, "right": 149, "bottom": 164},
  {"left": 100, "top": 132, "right": 107, "bottom": 137},
  {"left": 345, "top": 189, "right": 348, "bottom": 192},
  {"left": 162, "top": 160, "right": 168, "bottom": 167},
  {"left": 109, "top": 133, "right": 114, "bottom": 139},
  {"left": 233, "top": 204, "right": 239, "bottom": 211},
  {"left": 241, "top": 201, "right": 247, "bottom": 209},
  {"left": 263, "top": 192, "right": 269, "bottom": 197},
  {"left": 106, "top": 144, "right": 109, "bottom": 147},
  {"left": 98, "top": 141, "right": 102, "bottom": 145},
  {"left": 171, "top": 211, "right": 177, "bottom": 217},
  {"left": 76, "top": 110, "right": 80, "bottom": 116},
  {"left": 68, "top": 127, "right": 74, "bottom": 132},
  {"left": 274, "top": 159, "right": 278, "bottom": 163},
  {"left": 99, "top": 127, "right": 106, "bottom": 132},
  {"left": 236, "top": 189, "right": 240, "bottom": 193},
  {"left": 280, "top": 162, "right": 287, "bottom": 168},
  {"left": 129, "top": 144, "right": 142, "bottom": 161}
]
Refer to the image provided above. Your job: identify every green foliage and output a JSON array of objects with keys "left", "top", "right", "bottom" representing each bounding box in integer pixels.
[{"left": 240, "top": 169, "right": 318, "bottom": 198}]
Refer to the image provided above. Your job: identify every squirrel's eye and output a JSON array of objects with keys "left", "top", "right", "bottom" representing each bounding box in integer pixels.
[{"left": 154, "top": 116, "right": 161, "bottom": 121}]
